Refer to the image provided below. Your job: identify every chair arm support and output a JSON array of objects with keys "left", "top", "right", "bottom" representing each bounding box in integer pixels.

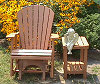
[
  {"left": 6, "top": 32, "right": 19, "bottom": 51},
  {"left": 6, "top": 32, "right": 19, "bottom": 38},
  {"left": 49, "top": 34, "right": 59, "bottom": 52},
  {"left": 50, "top": 33, "right": 59, "bottom": 39}
]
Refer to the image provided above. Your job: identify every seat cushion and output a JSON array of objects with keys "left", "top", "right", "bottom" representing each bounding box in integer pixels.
[{"left": 11, "top": 49, "right": 52, "bottom": 56}]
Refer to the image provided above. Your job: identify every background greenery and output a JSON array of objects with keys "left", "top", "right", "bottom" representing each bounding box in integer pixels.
[
  {"left": 74, "top": 3, "right": 100, "bottom": 49},
  {"left": 55, "top": 3, "right": 100, "bottom": 55}
]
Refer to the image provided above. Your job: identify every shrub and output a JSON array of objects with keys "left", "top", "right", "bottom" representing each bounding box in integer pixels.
[
  {"left": 73, "top": 3, "right": 100, "bottom": 49},
  {"left": 56, "top": 2, "right": 100, "bottom": 54},
  {"left": 74, "top": 13, "right": 100, "bottom": 49}
]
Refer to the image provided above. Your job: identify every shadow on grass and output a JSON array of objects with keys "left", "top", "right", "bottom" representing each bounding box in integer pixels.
[
  {"left": 87, "top": 74, "right": 100, "bottom": 84},
  {"left": 12, "top": 69, "right": 100, "bottom": 84},
  {"left": 13, "top": 69, "right": 61, "bottom": 84},
  {"left": 14, "top": 73, "right": 42, "bottom": 84},
  {"left": 65, "top": 74, "right": 100, "bottom": 84}
]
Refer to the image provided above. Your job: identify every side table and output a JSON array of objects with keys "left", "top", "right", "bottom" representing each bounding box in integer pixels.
[{"left": 62, "top": 36, "right": 89, "bottom": 79}]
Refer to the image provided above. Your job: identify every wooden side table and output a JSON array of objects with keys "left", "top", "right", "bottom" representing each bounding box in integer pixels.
[{"left": 62, "top": 36, "right": 89, "bottom": 79}]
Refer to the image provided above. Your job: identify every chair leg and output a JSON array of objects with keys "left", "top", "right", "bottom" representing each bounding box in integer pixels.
[
  {"left": 83, "top": 72, "right": 87, "bottom": 79},
  {"left": 19, "top": 70, "right": 22, "bottom": 80},
  {"left": 10, "top": 58, "right": 14, "bottom": 76},
  {"left": 41, "top": 65, "right": 46, "bottom": 81},
  {"left": 18, "top": 60, "right": 22, "bottom": 80},
  {"left": 42, "top": 70, "right": 46, "bottom": 80},
  {"left": 15, "top": 59, "right": 19, "bottom": 70},
  {"left": 50, "top": 59, "right": 54, "bottom": 78}
]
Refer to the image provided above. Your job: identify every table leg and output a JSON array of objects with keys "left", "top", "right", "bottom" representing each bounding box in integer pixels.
[
  {"left": 63, "top": 46, "right": 67, "bottom": 79},
  {"left": 80, "top": 49, "right": 84, "bottom": 62},
  {"left": 83, "top": 49, "right": 88, "bottom": 79}
]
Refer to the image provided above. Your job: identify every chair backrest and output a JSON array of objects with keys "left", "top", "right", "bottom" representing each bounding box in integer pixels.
[{"left": 17, "top": 5, "right": 54, "bottom": 49}]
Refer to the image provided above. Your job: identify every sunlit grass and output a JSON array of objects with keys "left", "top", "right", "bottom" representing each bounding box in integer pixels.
[{"left": 92, "top": 66, "right": 100, "bottom": 73}]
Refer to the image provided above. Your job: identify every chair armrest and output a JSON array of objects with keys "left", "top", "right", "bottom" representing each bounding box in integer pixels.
[
  {"left": 6, "top": 32, "right": 19, "bottom": 38},
  {"left": 51, "top": 33, "right": 59, "bottom": 39}
]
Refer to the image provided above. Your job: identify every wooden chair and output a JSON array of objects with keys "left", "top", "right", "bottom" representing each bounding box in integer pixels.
[{"left": 6, "top": 5, "right": 59, "bottom": 80}]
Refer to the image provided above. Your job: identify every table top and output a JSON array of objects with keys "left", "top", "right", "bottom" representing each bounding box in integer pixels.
[{"left": 62, "top": 36, "right": 89, "bottom": 49}]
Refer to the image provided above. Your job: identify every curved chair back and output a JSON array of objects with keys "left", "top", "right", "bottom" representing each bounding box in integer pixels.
[{"left": 17, "top": 5, "right": 54, "bottom": 49}]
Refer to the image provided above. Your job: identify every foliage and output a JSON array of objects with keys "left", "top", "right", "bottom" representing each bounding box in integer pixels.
[
  {"left": 77, "top": 3, "right": 100, "bottom": 17},
  {"left": 0, "top": 0, "right": 33, "bottom": 37},
  {"left": 0, "top": 0, "right": 95, "bottom": 52},
  {"left": 93, "top": 0, "right": 100, "bottom": 5},
  {"left": 74, "top": 3, "right": 100, "bottom": 49},
  {"left": 0, "top": 0, "right": 89, "bottom": 36}
]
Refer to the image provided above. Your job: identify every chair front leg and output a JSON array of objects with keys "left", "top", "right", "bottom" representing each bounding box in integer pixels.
[
  {"left": 18, "top": 60, "right": 23, "bottom": 80},
  {"left": 10, "top": 58, "right": 14, "bottom": 76},
  {"left": 50, "top": 39, "right": 54, "bottom": 78},
  {"left": 10, "top": 36, "right": 18, "bottom": 74}
]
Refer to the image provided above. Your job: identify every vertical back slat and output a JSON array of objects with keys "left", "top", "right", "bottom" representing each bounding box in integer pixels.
[
  {"left": 44, "top": 9, "right": 54, "bottom": 49},
  {"left": 41, "top": 7, "right": 49, "bottom": 49},
  {"left": 22, "top": 8, "right": 29, "bottom": 49},
  {"left": 27, "top": 6, "right": 33, "bottom": 49},
  {"left": 18, "top": 5, "right": 54, "bottom": 50},
  {"left": 37, "top": 6, "right": 44, "bottom": 49},
  {"left": 33, "top": 5, "right": 38, "bottom": 49},
  {"left": 17, "top": 11, "right": 25, "bottom": 48}
]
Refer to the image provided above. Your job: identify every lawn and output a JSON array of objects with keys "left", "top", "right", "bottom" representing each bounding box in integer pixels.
[{"left": 0, "top": 45, "right": 100, "bottom": 84}]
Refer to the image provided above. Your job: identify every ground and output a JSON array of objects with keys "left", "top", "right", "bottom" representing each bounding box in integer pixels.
[{"left": 0, "top": 43, "right": 100, "bottom": 84}]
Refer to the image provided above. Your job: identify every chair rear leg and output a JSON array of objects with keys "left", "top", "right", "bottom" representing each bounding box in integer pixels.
[
  {"left": 41, "top": 65, "right": 46, "bottom": 81},
  {"left": 42, "top": 70, "right": 46, "bottom": 80},
  {"left": 10, "top": 58, "right": 14, "bottom": 76}
]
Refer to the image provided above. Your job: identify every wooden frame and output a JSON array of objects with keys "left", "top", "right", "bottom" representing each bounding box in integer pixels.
[{"left": 6, "top": 5, "right": 59, "bottom": 80}]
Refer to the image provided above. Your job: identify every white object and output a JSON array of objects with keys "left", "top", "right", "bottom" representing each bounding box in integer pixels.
[{"left": 64, "top": 28, "right": 79, "bottom": 54}]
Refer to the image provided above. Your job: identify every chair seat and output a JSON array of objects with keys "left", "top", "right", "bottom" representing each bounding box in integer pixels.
[{"left": 11, "top": 49, "right": 52, "bottom": 56}]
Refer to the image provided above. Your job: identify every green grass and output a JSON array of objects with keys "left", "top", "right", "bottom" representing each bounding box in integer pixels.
[
  {"left": 0, "top": 46, "right": 40, "bottom": 84},
  {"left": 54, "top": 60, "right": 63, "bottom": 71},
  {"left": 92, "top": 66, "right": 100, "bottom": 73},
  {"left": 0, "top": 46, "right": 17, "bottom": 84}
]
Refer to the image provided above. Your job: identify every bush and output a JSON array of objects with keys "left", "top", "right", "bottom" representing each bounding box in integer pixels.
[
  {"left": 74, "top": 13, "right": 100, "bottom": 49},
  {"left": 73, "top": 3, "right": 100, "bottom": 49},
  {"left": 0, "top": 23, "right": 6, "bottom": 38},
  {"left": 56, "top": 3, "right": 100, "bottom": 55}
]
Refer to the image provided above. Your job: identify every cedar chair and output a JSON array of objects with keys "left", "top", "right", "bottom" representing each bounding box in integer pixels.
[{"left": 6, "top": 5, "right": 59, "bottom": 80}]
